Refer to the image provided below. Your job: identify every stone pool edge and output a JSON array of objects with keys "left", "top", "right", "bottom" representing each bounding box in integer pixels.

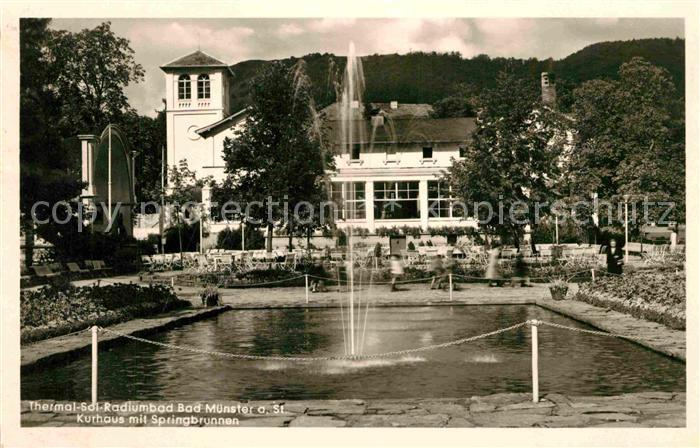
[
  {"left": 533, "top": 297, "right": 685, "bottom": 362},
  {"left": 21, "top": 392, "right": 686, "bottom": 427},
  {"left": 20, "top": 305, "right": 232, "bottom": 373},
  {"left": 20, "top": 292, "right": 685, "bottom": 372}
]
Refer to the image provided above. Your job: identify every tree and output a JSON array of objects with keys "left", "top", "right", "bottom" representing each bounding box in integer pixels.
[
  {"left": 121, "top": 108, "right": 166, "bottom": 204},
  {"left": 221, "top": 61, "right": 329, "bottom": 252},
  {"left": 47, "top": 21, "right": 144, "bottom": 135},
  {"left": 445, "top": 71, "right": 568, "bottom": 250},
  {"left": 430, "top": 83, "right": 478, "bottom": 118},
  {"left": 164, "top": 162, "right": 210, "bottom": 259},
  {"left": 20, "top": 19, "right": 84, "bottom": 266},
  {"left": 20, "top": 19, "right": 155, "bottom": 265},
  {"left": 568, "top": 57, "right": 685, "bottom": 235}
]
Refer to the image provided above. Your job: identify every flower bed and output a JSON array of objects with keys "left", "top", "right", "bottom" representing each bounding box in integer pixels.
[
  {"left": 573, "top": 270, "right": 685, "bottom": 330},
  {"left": 21, "top": 283, "right": 190, "bottom": 343}
]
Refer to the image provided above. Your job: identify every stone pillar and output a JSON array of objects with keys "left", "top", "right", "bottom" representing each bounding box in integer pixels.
[
  {"left": 78, "top": 135, "right": 97, "bottom": 198},
  {"left": 419, "top": 179, "right": 429, "bottom": 231},
  {"left": 365, "top": 180, "right": 375, "bottom": 233},
  {"left": 201, "top": 184, "right": 212, "bottom": 211},
  {"left": 199, "top": 185, "right": 212, "bottom": 253}
]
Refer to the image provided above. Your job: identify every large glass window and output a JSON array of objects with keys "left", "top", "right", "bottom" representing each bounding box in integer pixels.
[
  {"left": 428, "top": 180, "right": 462, "bottom": 218},
  {"left": 197, "top": 74, "right": 210, "bottom": 99},
  {"left": 178, "top": 74, "right": 191, "bottom": 100},
  {"left": 374, "top": 181, "right": 420, "bottom": 220},
  {"left": 330, "top": 182, "right": 366, "bottom": 220}
]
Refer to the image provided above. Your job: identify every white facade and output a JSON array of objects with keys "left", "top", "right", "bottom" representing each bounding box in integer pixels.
[
  {"left": 161, "top": 51, "right": 234, "bottom": 182},
  {"left": 161, "top": 51, "right": 478, "bottom": 236},
  {"left": 331, "top": 143, "right": 477, "bottom": 233}
]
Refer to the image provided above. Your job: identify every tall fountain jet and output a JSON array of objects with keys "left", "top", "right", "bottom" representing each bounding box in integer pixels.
[{"left": 339, "top": 42, "right": 370, "bottom": 356}]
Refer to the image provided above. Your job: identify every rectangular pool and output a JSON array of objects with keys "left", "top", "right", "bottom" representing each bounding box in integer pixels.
[{"left": 21, "top": 305, "right": 685, "bottom": 401}]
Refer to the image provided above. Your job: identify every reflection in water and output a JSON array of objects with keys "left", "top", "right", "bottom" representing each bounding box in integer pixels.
[{"left": 22, "top": 305, "right": 685, "bottom": 401}]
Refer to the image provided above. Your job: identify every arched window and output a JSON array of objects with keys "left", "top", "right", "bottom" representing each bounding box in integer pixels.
[
  {"left": 197, "top": 74, "right": 210, "bottom": 99},
  {"left": 178, "top": 74, "right": 191, "bottom": 100}
]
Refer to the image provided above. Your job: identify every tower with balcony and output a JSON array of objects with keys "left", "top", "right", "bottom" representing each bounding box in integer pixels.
[{"left": 160, "top": 50, "right": 233, "bottom": 181}]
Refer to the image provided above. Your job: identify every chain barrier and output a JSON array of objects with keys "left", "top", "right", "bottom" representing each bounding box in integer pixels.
[
  {"left": 96, "top": 319, "right": 646, "bottom": 362},
  {"left": 306, "top": 274, "right": 435, "bottom": 286},
  {"left": 97, "top": 321, "right": 529, "bottom": 361},
  {"left": 173, "top": 266, "right": 621, "bottom": 289},
  {"left": 219, "top": 275, "right": 306, "bottom": 288}
]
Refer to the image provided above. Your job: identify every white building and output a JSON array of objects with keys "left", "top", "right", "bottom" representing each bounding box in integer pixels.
[
  {"left": 158, "top": 50, "right": 533, "bottom": 241},
  {"left": 160, "top": 50, "right": 239, "bottom": 183}
]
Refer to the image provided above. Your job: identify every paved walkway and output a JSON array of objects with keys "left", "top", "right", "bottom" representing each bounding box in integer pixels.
[
  {"left": 21, "top": 306, "right": 230, "bottom": 372},
  {"left": 21, "top": 392, "right": 685, "bottom": 427},
  {"left": 21, "top": 281, "right": 685, "bottom": 371},
  {"left": 20, "top": 277, "right": 687, "bottom": 428}
]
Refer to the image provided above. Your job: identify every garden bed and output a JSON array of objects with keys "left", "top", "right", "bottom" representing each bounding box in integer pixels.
[
  {"left": 21, "top": 283, "right": 190, "bottom": 343},
  {"left": 572, "top": 270, "right": 685, "bottom": 330},
  {"left": 176, "top": 257, "right": 601, "bottom": 289}
]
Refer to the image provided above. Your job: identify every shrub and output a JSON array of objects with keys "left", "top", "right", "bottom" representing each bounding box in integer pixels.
[
  {"left": 216, "top": 226, "right": 265, "bottom": 250},
  {"left": 20, "top": 283, "right": 189, "bottom": 342},
  {"left": 335, "top": 229, "right": 347, "bottom": 247},
  {"left": 164, "top": 222, "right": 200, "bottom": 253},
  {"left": 199, "top": 285, "right": 221, "bottom": 306},
  {"left": 574, "top": 270, "right": 685, "bottom": 329},
  {"left": 407, "top": 241, "right": 416, "bottom": 251}
]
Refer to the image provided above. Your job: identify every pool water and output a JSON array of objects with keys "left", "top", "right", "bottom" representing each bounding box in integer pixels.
[{"left": 22, "top": 305, "right": 685, "bottom": 401}]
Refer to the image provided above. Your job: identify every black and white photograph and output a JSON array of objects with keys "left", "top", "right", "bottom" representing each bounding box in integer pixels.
[{"left": 1, "top": 2, "right": 698, "bottom": 447}]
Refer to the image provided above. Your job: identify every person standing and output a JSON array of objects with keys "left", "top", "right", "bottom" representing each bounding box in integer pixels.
[
  {"left": 605, "top": 238, "right": 624, "bottom": 275},
  {"left": 429, "top": 255, "right": 445, "bottom": 290},
  {"left": 485, "top": 244, "right": 502, "bottom": 287},
  {"left": 511, "top": 252, "right": 530, "bottom": 286},
  {"left": 389, "top": 254, "right": 404, "bottom": 292}
]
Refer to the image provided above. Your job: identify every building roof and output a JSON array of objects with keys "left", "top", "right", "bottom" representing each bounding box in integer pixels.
[
  {"left": 161, "top": 50, "right": 232, "bottom": 73},
  {"left": 320, "top": 102, "right": 433, "bottom": 121},
  {"left": 196, "top": 108, "right": 249, "bottom": 138},
  {"left": 327, "top": 116, "right": 476, "bottom": 145}
]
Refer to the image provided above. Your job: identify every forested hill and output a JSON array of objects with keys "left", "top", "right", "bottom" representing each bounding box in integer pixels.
[{"left": 228, "top": 37, "right": 684, "bottom": 112}]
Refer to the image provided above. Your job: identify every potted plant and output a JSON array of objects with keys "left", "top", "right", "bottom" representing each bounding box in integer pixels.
[
  {"left": 200, "top": 285, "right": 221, "bottom": 307},
  {"left": 548, "top": 278, "right": 569, "bottom": 300}
]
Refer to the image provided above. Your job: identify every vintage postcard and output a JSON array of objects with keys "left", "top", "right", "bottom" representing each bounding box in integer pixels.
[{"left": 1, "top": 1, "right": 698, "bottom": 447}]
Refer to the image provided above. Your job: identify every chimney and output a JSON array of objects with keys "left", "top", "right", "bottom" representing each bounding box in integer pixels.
[
  {"left": 390, "top": 100, "right": 398, "bottom": 110},
  {"left": 541, "top": 72, "right": 556, "bottom": 107}
]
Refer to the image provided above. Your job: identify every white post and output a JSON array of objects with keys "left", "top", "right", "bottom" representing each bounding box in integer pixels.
[
  {"left": 555, "top": 215, "right": 559, "bottom": 245},
  {"left": 108, "top": 125, "right": 112, "bottom": 223},
  {"left": 624, "top": 196, "right": 629, "bottom": 264},
  {"left": 170, "top": 277, "right": 175, "bottom": 288},
  {"left": 160, "top": 145, "right": 165, "bottom": 255},
  {"left": 91, "top": 326, "right": 98, "bottom": 405},
  {"left": 241, "top": 220, "right": 246, "bottom": 252},
  {"left": 348, "top": 224, "right": 355, "bottom": 356},
  {"left": 305, "top": 274, "right": 309, "bottom": 304},
  {"left": 531, "top": 320, "right": 539, "bottom": 403},
  {"left": 199, "top": 204, "right": 204, "bottom": 254},
  {"left": 591, "top": 268, "right": 596, "bottom": 283},
  {"left": 449, "top": 273, "right": 453, "bottom": 301}
]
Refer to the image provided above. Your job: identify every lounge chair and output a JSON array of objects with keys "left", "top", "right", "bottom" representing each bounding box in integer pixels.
[
  {"left": 32, "top": 265, "right": 59, "bottom": 279},
  {"left": 67, "top": 262, "right": 89, "bottom": 278},
  {"left": 94, "top": 260, "right": 113, "bottom": 275}
]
